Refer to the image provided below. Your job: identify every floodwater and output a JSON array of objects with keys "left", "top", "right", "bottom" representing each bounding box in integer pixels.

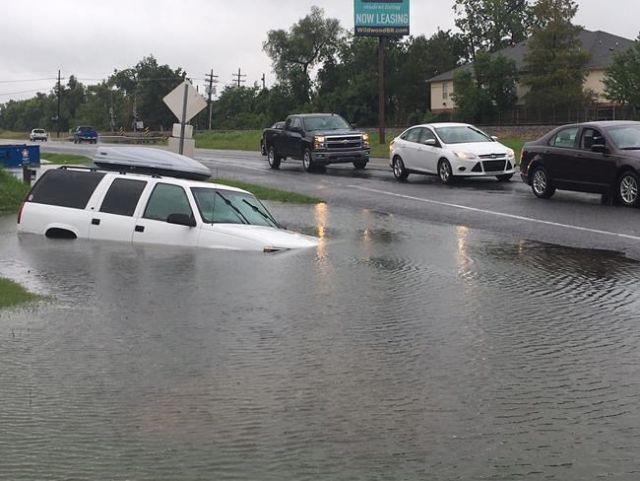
[{"left": 1, "top": 204, "right": 640, "bottom": 481}]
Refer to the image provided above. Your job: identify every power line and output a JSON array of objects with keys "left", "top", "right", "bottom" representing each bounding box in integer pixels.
[
  {"left": 0, "top": 77, "right": 58, "bottom": 84},
  {"left": 0, "top": 88, "right": 48, "bottom": 97}
]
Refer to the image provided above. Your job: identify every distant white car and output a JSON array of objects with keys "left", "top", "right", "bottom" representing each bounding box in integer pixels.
[
  {"left": 30, "top": 128, "right": 48, "bottom": 142},
  {"left": 17, "top": 166, "right": 318, "bottom": 252},
  {"left": 390, "top": 122, "right": 517, "bottom": 183}
]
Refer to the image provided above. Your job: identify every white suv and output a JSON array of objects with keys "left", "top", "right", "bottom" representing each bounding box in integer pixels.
[
  {"left": 29, "top": 128, "right": 48, "bottom": 142},
  {"left": 390, "top": 122, "right": 517, "bottom": 184},
  {"left": 17, "top": 167, "right": 318, "bottom": 252}
]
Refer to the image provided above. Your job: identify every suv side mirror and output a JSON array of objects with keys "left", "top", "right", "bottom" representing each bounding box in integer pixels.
[
  {"left": 592, "top": 143, "right": 606, "bottom": 153},
  {"left": 491, "top": 136, "right": 499, "bottom": 141},
  {"left": 167, "top": 213, "right": 196, "bottom": 227}
]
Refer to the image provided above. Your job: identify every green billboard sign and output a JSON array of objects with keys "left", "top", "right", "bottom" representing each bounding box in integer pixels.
[{"left": 354, "top": 0, "right": 410, "bottom": 37}]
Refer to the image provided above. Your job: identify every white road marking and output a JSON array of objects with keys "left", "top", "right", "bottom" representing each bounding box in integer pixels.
[{"left": 350, "top": 185, "right": 640, "bottom": 242}]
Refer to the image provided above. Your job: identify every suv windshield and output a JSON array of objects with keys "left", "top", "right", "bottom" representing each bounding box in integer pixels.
[
  {"left": 606, "top": 125, "right": 640, "bottom": 150},
  {"left": 303, "top": 115, "right": 351, "bottom": 132},
  {"left": 435, "top": 126, "right": 492, "bottom": 144},
  {"left": 191, "top": 187, "right": 278, "bottom": 227}
]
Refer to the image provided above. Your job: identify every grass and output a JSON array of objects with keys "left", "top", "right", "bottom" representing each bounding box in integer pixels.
[
  {"left": 0, "top": 277, "right": 41, "bottom": 309},
  {"left": 0, "top": 169, "right": 29, "bottom": 214},
  {"left": 212, "top": 178, "right": 323, "bottom": 204},
  {"left": 195, "top": 130, "right": 262, "bottom": 151},
  {"left": 0, "top": 131, "right": 28, "bottom": 140},
  {"left": 41, "top": 153, "right": 91, "bottom": 165}
]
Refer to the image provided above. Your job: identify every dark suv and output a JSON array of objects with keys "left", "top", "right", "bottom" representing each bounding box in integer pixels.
[{"left": 73, "top": 126, "right": 98, "bottom": 144}]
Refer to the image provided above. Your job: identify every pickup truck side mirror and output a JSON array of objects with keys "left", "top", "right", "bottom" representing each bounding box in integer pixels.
[{"left": 167, "top": 213, "right": 196, "bottom": 227}]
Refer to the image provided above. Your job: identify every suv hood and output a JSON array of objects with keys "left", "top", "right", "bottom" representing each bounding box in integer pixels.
[{"left": 202, "top": 224, "right": 319, "bottom": 251}]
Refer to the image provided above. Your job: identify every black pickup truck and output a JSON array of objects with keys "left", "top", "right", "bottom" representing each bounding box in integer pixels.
[{"left": 261, "top": 113, "right": 370, "bottom": 172}]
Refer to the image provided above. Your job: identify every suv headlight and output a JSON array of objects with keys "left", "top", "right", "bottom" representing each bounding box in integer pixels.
[{"left": 453, "top": 151, "right": 478, "bottom": 161}]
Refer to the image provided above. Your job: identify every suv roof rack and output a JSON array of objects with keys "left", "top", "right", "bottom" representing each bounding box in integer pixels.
[{"left": 58, "top": 165, "right": 98, "bottom": 172}]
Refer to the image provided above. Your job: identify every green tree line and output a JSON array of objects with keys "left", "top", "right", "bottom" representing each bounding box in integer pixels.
[{"left": 1, "top": 1, "right": 639, "bottom": 132}]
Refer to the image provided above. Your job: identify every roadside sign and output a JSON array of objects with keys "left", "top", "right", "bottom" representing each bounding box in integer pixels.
[
  {"left": 354, "top": 0, "right": 410, "bottom": 37},
  {"left": 163, "top": 81, "right": 207, "bottom": 122}
]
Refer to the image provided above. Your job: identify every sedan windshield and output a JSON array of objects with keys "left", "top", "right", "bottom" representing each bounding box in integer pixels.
[
  {"left": 606, "top": 125, "right": 640, "bottom": 150},
  {"left": 435, "top": 126, "right": 492, "bottom": 144},
  {"left": 303, "top": 115, "right": 351, "bottom": 131},
  {"left": 191, "top": 187, "right": 278, "bottom": 227}
]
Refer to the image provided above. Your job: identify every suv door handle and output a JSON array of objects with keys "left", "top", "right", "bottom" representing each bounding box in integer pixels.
[
  {"left": 91, "top": 218, "right": 100, "bottom": 226},
  {"left": 135, "top": 225, "right": 145, "bottom": 233}
]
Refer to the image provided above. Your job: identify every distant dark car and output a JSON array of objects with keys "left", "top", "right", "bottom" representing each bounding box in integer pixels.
[
  {"left": 520, "top": 121, "right": 640, "bottom": 207},
  {"left": 73, "top": 126, "right": 98, "bottom": 144},
  {"left": 261, "top": 121, "right": 284, "bottom": 155}
]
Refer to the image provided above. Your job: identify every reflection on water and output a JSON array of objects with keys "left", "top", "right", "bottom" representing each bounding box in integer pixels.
[{"left": 1, "top": 207, "right": 640, "bottom": 481}]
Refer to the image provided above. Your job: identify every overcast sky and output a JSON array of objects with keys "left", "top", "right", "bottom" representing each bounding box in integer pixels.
[{"left": 1, "top": 0, "right": 638, "bottom": 102}]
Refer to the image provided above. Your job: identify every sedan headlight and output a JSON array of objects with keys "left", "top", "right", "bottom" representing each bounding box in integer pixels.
[
  {"left": 453, "top": 151, "right": 479, "bottom": 161},
  {"left": 506, "top": 149, "right": 515, "bottom": 161}
]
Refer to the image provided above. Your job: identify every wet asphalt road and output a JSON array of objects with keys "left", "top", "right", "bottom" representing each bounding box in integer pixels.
[{"left": 13, "top": 138, "right": 640, "bottom": 260}]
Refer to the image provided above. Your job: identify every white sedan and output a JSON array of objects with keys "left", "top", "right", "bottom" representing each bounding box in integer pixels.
[
  {"left": 390, "top": 122, "right": 517, "bottom": 184},
  {"left": 29, "top": 128, "right": 48, "bottom": 142}
]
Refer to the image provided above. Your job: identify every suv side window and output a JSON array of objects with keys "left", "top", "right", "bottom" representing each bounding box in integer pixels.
[
  {"left": 580, "top": 128, "right": 605, "bottom": 150},
  {"left": 550, "top": 127, "right": 578, "bottom": 148},
  {"left": 143, "top": 183, "right": 193, "bottom": 222},
  {"left": 100, "top": 178, "right": 147, "bottom": 217},
  {"left": 28, "top": 170, "right": 105, "bottom": 209}
]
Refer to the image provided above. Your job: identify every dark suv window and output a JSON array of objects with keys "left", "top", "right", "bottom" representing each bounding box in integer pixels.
[
  {"left": 28, "top": 169, "right": 105, "bottom": 209},
  {"left": 100, "top": 178, "right": 147, "bottom": 217}
]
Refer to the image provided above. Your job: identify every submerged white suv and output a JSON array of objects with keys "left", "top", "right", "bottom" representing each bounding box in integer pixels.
[{"left": 17, "top": 167, "right": 318, "bottom": 252}]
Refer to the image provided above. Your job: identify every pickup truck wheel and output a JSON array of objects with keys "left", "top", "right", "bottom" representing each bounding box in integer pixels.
[
  {"left": 267, "top": 146, "right": 281, "bottom": 169},
  {"left": 353, "top": 160, "right": 367, "bottom": 170},
  {"left": 302, "top": 149, "right": 315, "bottom": 172}
]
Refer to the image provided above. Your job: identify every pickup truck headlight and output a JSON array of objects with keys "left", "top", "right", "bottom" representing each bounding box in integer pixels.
[
  {"left": 362, "top": 133, "right": 370, "bottom": 147},
  {"left": 453, "top": 151, "right": 479, "bottom": 161},
  {"left": 313, "top": 136, "right": 326, "bottom": 150}
]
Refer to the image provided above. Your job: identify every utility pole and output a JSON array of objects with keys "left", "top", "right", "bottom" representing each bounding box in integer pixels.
[
  {"left": 205, "top": 69, "right": 218, "bottom": 130},
  {"left": 56, "top": 70, "right": 61, "bottom": 139},
  {"left": 232, "top": 68, "right": 246, "bottom": 88},
  {"left": 261, "top": 73, "right": 266, "bottom": 90},
  {"left": 378, "top": 37, "right": 386, "bottom": 145}
]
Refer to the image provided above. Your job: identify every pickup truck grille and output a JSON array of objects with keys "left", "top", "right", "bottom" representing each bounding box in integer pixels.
[{"left": 326, "top": 135, "right": 363, "bottom": 150}]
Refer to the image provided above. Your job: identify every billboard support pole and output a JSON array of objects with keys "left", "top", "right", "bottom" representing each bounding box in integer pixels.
[{"left": 378, "top": 36, "right": 386, "bottom": 145}]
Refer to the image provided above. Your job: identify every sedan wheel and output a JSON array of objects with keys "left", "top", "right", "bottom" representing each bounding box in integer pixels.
[
  {"left": 531, "top": 166, "right": 555, "bottom": 199},
  {"left": 438, "top": 159, "right": 454, "bottom": 184},
  {"left": 618, "top": 171, "right": 640, "bottom": 207},
  {"left": 392, "top": 156, "right": 409, "bottom": 181}
]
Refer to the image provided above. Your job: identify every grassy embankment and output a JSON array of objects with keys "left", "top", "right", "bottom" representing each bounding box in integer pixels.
[
  {"left": 41, "top": 153, "right": 91, "bottom": 165},
  {"left": 212, "top": 178, "right": 322, "bottom": 204},
  {"left": 0, "top": 278, "right": 41, "bottom": 308},
  {"left": 0, "top": 169, "right": 41, "bottom": 308},
  {"left": 195, "top": 130, "right": 528, "bottom": 160}
]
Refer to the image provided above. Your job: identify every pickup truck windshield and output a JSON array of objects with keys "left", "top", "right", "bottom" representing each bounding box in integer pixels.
[
  {"left": 303, "top": 115, "right": 351, "bottom": 132},
  {"left": 191, "top": 187, "right": 278, "bottom": 227}
]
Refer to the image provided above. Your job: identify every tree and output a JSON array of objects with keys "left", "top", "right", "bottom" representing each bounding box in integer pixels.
[
  {"left": 110, "top": 55, "right": 185, "bottom": 130},
  {"left": 454, "top": 0, "right": 532, "bottom": 59},
  {"left": 452, "top": 51, "right": 518, "bottom": 122},
  {"left": 604, "top": 34, "right": 640, "bottom": 114},
  {"left": 263, "top": 6, "right": 343, "bottom": 106},
  {"left": 521, "top": 0, "right": 590, "bottom": 118}
]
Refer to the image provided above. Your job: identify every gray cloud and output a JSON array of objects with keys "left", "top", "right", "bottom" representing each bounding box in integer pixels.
[{"left": 1, "top": 0, "right": 638, "bottom": 101}]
